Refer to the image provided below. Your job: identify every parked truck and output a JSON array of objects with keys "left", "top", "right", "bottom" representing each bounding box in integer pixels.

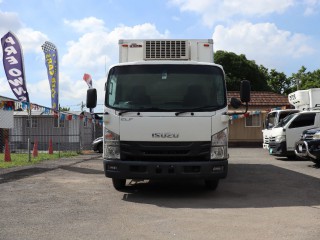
[
  {"left": 262, "top": 109, "right": 299, "bottom": 149},
  {"left": 268, "top": 88, "right": 320, "bottom": 158},
  {"left": 86, "top": 39, "right": 250, "bottom": 190}
]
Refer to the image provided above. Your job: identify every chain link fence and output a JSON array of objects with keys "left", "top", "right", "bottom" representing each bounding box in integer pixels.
[{"left": 0, "top": 98, "right": 102, "bottom": 156}]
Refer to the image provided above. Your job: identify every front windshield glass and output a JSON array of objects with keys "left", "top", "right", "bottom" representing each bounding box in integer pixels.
[
  {"left": 105, "top": 64, "right": 226, "bottom": 111},
  {"left": 274, "top": 113, "right": 297, "bottom": 128},
  {"left": 266, "top": 112, "right": 277, "bottom": 129}
]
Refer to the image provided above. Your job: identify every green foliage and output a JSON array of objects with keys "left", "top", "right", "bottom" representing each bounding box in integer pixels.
[
  {"left": 291, "top": 66, "right": 320, "bottom": 90},
  {"left": 266, "top": 69, "right": 292, "bottom": 94},
  {"left": 59, "top": 106, "right": 70, "bottom": 111},
  {"left": 214, "top": 50, "right": 270, "bottom": 91},
  {"left": 214, "top": 50, "right": 320, "bottom": 95},
  {"left": 0, "top": 152, "right": 78, "bottom": 168}
]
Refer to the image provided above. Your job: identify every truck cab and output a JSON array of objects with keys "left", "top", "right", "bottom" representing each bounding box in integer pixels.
[
  {"left": 87, "top": 39, "right": 250, "bottom": 190},
  {"left": 262, "top": 109, "right": 299, "bottom": 149}
]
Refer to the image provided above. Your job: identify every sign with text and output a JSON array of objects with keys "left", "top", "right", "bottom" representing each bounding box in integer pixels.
[
  {"left": 1, "top": 31, "right": 30, "bottom": 102},
  {"left": 42, "top": 41, "right": 59, "bottom": 111}
]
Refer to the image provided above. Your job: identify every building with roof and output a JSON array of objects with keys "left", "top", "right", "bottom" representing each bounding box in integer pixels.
[{"left": 227, "top": 91, "right": 292, "bottom": 146}]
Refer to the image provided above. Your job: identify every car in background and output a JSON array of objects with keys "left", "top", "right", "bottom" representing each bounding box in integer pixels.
[
  {"left": 295, "top": 127, "right": 320, "bottom": 165},
  {"left": 92, "top": 136, "right": 103, "bottom": 153}
]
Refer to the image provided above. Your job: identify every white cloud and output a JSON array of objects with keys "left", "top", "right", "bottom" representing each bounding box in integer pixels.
[
  {"left": 60, "top": 22, "right": 170, "bottom": 105},
  {"left": 0, "top": 77, "right": 13, "bottom": 97},
  {"left": 62, "top": 22, "right": 170, "bottom": 71},
  {"left": 169, "top": 0, "right": 295, "bottom": 26},
  {"left": 16, "top": 28, "right": 48, "bottom": 53},
  {"left": 303, "top": 0, "right": 320, "bottom": 15},
  {"left": 0, "top": 10, "right": 21, "bottom": 33},
  {"left": 64, "top": 17, "right": 106, "bottom": 33},
  {"left": 212, "top": 22, "right": 315, "bottom": 70},
  {"left": 0, "top": 10, "right": 48, "bottom": 54}
]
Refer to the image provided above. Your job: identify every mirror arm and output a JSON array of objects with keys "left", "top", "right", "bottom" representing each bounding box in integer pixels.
[{"left": 227, "top": 102, "right": 249, "bottom": 115}]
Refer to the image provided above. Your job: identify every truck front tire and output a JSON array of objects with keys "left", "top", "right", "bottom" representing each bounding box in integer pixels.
[
  {"left": 112, "top": 178, "right": 126, "bottom": 190},
  {"left": 204, "top": 179, "right": 219, "bottom": 190}
]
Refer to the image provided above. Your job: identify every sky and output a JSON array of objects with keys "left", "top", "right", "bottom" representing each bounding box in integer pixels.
[{"left": 1, "top": 0, "right": 320, "bottom": 112}]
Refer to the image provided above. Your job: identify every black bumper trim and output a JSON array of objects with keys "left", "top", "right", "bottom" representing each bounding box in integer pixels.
[
  {"left": 103, "top": 159, "right": 228, "bottom": 180},
  {"left": 269, "top": 141, "right": 287, "bottom": 156}
]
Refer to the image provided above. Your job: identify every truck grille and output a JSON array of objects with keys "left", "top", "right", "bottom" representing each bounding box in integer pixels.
[
  {"left": 120, "top": 141, "right": 210, "bottom": 162},
  {"left": 269, "top": 137, "right": 275, "bottom": 143},
  {"left": 144, "top": 40, "right": 189, "bottom": 60}
]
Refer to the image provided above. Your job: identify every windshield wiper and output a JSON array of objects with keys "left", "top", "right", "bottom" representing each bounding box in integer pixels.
[
  {"left": 175, "top": 106, "right": 219, "bottom": 116},
  {"left": 118, "top": 109, "right": 134, "bottom": 116},
  {"left": 118, "top": 107, "right": 167, "bottom": 115}
]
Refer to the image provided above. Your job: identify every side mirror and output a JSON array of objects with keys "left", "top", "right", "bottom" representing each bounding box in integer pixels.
[
  {"left": 86, "top": 88, "right": 97, "bottom": 108},
  {"left": 230, "top": 97, "right": 242, "bottom": 109},
  {"left": 240, "top": 80, "right": 251, "bottom": 103}
]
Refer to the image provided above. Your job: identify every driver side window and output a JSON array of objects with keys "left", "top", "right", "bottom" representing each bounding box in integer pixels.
[{"left": 289, "top": 113, "right": 315, "bottom": 128}]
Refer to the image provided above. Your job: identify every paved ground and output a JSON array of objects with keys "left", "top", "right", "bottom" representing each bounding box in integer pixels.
[{"left": 0, "top": 148, "right": 319, "bottom": 240}]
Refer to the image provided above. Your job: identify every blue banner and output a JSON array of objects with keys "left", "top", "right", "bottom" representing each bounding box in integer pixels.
[
  {"left": 42, "top": 41, "right": 59, "bottom": 111},
  {"left": 1, "top": 31, "right": 30, "bottom": 102}
]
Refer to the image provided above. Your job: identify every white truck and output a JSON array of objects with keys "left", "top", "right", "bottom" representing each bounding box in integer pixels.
[
  {"left": 262, "top": 109, "right": 299, "bottom": 149},
  {"left": 268, "top": 88, "right": 320, "bottom": 158},
  {"left": 86, "top": 39, "right": 250, "bottom": 190}
]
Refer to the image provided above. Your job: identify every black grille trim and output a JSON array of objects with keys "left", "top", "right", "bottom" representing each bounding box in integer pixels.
[{"left": 120, "top": 141, "right": 211, "bottom": 162}]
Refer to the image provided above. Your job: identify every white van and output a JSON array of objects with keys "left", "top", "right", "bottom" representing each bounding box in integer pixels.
[
  {"left": 262, "top": 109, "right": 299, "bottom": 149},
  {"left": 268, "top": 110, "right": 320, "bottom": 158}
]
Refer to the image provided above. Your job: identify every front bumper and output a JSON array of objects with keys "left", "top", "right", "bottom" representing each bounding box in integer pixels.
[
  {"left": 295, "top": 140, "right": 320, "bottom": 160},
  {"left": 268, "top": 141, "right": 287, "bottom": 156},
  {"left": 103, "top": 159, "right": 228, "bottom": 180}
]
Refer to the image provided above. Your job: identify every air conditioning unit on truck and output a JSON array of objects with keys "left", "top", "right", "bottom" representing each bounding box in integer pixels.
[
  {"left": 268, "top": 88, "right": 320, "bottom": 158},
  {"left": 86, "top": 39, "right": 250, "bottom": 191}
]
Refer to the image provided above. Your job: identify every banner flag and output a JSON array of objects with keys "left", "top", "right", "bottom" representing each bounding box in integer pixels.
[
  {"left": 42, "top": 41, "right": 59, "bottom": 111},
  {"left": 83, "top": 73, "right": 92, "bottom": 88},
  {"left": 1, "top": 31, "right": 30, "bottom": 102},
  {"left": 82, "top": 73, "right": 95, "bottom": 118}
]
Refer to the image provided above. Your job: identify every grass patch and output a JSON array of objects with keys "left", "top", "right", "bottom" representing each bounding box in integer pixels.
[{"left": 0, "top": 152, "right": 79, "bottom": 169}]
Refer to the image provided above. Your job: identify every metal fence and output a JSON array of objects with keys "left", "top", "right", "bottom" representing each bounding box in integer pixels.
[{"left": 0, "top": 99, "right": 102, "bottom": 155}]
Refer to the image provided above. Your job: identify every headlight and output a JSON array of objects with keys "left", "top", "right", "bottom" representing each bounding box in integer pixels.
[
  {"left": 275, "top": 135, "right": 286, "bottom": 143},
  {"left": 313, "top": 132, "right": 320, "bottom": 139},
  {"left": 104, "top": 130, "right": 120, "bottom": 159},
  {"left": 211, "top": 128, "right": 228, "bottom": 159}
]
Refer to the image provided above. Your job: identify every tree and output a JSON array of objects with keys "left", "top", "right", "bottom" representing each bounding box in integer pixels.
[
  {"left": 59, "top": 106, "right": 70, "bottom": 111},
  {"left": 267, "top": 69, "right": 291, "bottom": 94},
  {"left": 291, "top": 66, "right": 320, "bottom": 90},
  {"left": 214, "top": 50, "right": 270, "bottom": 91}
]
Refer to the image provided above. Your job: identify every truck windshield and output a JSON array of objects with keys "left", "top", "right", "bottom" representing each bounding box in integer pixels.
[
  {"left": 274, "top": 113, "right": 297, "bottom": 128},
  {"left": 105, "top": 64, "right": 226, "bottom": 111},
  {"left": 266, "top": 110, "right": 299, "bottom": 129},
  {"left": 266, "top": 112, "right": 277, "bottom": 129}
]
